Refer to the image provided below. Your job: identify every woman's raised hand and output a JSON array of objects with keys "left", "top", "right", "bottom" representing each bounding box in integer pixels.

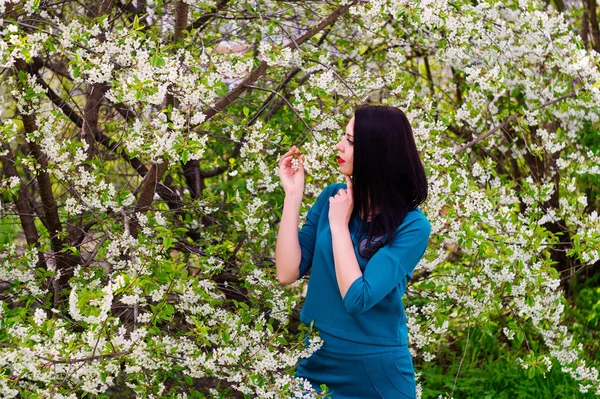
[
  {"left": 278, "top": 146, "right": 305, "bottom": 199},
  {"left": 328, "top": 175, "right": 354, "bottom": 230}
]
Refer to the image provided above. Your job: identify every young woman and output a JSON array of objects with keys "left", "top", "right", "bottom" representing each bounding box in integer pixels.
[{"left": 276, "top": 104, "right": 431, "bottom": 399}]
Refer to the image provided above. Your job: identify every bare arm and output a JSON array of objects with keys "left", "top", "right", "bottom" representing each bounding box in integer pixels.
[
  {"left": 328, "top": 176, "right": 362, "bottom": 297},
  {"left": 275, "top": 146, "right": 304, "bottom": 284},
  {"left": 330, "top": 223, "right": 362, "bottom": 297},
  {"left": 275, "top": 196, "right": 303, "bottom": 284}
]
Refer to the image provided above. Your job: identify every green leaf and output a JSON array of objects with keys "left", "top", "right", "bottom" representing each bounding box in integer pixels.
[
  {"left": 276, "top": 336, "right": 287, "bottom": 345},
  {"left": 150, "top": 54, "right": 166, "bottom": 67},
  {"left": 222, "top": 330, "right": 230, "bottom": 343}
]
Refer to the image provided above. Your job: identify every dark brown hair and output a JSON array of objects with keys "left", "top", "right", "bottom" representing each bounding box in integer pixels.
[{"left": 352, "top": 104, "right": 428, "bottom": 245}]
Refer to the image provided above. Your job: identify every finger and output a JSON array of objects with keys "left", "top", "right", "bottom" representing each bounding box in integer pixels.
[
  {"left": 278, "top": 155, "right": 288, "bottom": 168},
  {"left": 296, "top": 154, "right": 305, "bottom": 170},
  {"left": 279, "top": 151, "right": 292, "bottom": 165},
  {"left": 279, "top": 154, "right": 294, "bottom": 168},
  {"left": 345, "top": 175, "right": 353, "bottom": 197},
  {"left": 280, "top": 146, "right": 298, "bottom": 161}
]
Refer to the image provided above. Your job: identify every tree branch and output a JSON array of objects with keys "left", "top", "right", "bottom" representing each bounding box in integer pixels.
[
  {"left": 173, "top": 0, "right": 189, "bottom": 42},
  {"left": 199, "top": 66, "right": 305, "bottom": 179},
  {"left": 0, "top": 143, "right": 46, "bottom": 271},
  {"left": 131, "top": 0, "right": 190, "bottom": 233},
  {"left": 186, "top": 0, "right": 231, "bottom": 31},
  {"left": 587, "top": 0, "right": 600, "bottom": 52},
  {"left": 455, "top": 91, "right": 578, "bottom": 154},
  {"left": 82, "top": 0, "right": 113, "bottom": 158},
  {"left": 200, "top": 2, "right": 355, "bottom": 122}
]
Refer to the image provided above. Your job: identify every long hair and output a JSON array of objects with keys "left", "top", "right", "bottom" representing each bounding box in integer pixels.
[{"left": 352, "top": 104, "right": 428, "bottom": 246}]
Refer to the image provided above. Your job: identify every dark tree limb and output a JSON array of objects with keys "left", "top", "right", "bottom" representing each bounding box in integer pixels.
[
  {"left": 31, "top": 48, "right": 181, "bottom": 216},
  {"left": 200, "top": 2, "right": 355, "bottom": 122},
  {"left": 111, "top": 101, "right": 137, "bottom": 122},
  {"left": 14, "top": 59, "right": 81, "bottom": 293},
  {"left": 174, "top": 0, "right": 190, "bottom": 42},
  {"left": 82, "top": 0, "right": 113, "bottom": 158},
  {"left": 587, "top": 0, "right": 600, "bottom": 52},
  {"left": 82, "top": 81, "right": 106, "bottom": 158},
  {"left": 424, "top": 56, "right": 435, "bottom": 96},
  {"left": 581, "top": 3, "right": 590, "bottom": 48},
  {"left": 0, "top": 143, "right": 46, "bottom": 270},
  {"left": 183, "top": 160, "right": 204, "bottom": 199},
  {"left": 132, "top": 0, "right": 190, "bottom": 234},
  {"left": 553, "top": 0, "right": 565, "bottom": 12},
  {"left": 187, "top": 0, "right": 231, "bottom": 32}
]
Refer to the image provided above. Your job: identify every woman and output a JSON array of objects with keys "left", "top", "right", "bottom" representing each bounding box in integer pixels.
[{"left": 276, "top": 105, "right": 430, "bottom": 399}]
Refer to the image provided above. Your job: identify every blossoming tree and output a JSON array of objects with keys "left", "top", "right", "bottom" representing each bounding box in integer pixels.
[{"left": 1, "top": 0, "right": 600, "bottom": 397}]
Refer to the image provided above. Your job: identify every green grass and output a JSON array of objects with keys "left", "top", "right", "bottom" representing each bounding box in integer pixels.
[
  {"left": 421, "top": 353, "right": 595, "bottom": 399},
  {"left": 419, "top": 323, "right": 597, "bottom": 399}
]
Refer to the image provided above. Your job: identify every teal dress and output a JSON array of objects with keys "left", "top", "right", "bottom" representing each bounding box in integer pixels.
[{"left": 295, "top": 184, "right": 431, "bottom": 399}]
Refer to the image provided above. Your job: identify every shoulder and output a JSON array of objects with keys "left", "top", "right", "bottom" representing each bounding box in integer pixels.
[
  {"left": 318, "top": 183, "right": 346, "bottom": 198},
  {"left": 395, "top": 208, "right": 431, "bottom": 236},
  {"left": 308, "top": 183, "right": 346, "bottom": 211}
]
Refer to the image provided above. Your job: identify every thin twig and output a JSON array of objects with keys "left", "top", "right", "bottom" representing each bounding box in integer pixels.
[
  {"left": 308, "top": 58, "right": 366, "bottom": 105},
  {"left": 244, "top": 84, "right": 314, "bottom": 134},
  {"left": 455, "top": 90, "right": 579, "bottom": 154},
  {"left": 452, "top": 324, "right": 470, "bottom": 395}
]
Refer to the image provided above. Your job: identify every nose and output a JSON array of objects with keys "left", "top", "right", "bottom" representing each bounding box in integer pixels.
[{"left": 335, "top": 140, "right": 343, "bottom": 151}]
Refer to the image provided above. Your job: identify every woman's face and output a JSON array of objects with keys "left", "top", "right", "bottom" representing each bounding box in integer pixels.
[{"left": 335, "top": 116, "right": 355, "bottom": 176}]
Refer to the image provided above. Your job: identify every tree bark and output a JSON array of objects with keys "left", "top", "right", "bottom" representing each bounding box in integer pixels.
[
  {"left": 581, "top": 4, "right": 590, "bottom": 48},
  {"left": 587, "top": 0, "right": 600, "bottom": 52},
  {"left": 14, "top": 59, "right": 81, "bottom": 297},
  {"left": 0, "top": 143, "right": 46, "bottom": 270},
  {"left": 82, "top": 0, "right": 112, "bottom": 158}
]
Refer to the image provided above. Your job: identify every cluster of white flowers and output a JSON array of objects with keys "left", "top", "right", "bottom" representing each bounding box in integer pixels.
[
  {"left": 3, "top": 0, "right": 600, "bottom": 396},
  {"left": 69, "top": 282, "right": 114, "bottom": 325},
  {"left": 0, "top": 245, "right": 46, "bottom": 297}
]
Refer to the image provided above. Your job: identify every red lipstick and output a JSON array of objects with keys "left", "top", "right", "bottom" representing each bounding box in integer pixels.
[{"left": 337, "top": 156, "right": 345, "bottom": 164}]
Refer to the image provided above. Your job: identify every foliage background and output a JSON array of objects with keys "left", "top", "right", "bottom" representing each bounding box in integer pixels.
[{"left": 1, "top": 0, "right": 600, "bottom": 397}]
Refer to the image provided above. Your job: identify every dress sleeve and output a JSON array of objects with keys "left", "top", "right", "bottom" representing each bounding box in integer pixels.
[
  {"left": 343, "top": 214, "right": 431, "bottom": 314},
  {"left": 297, "top": 184, "right": 340, "bottom": 279}
]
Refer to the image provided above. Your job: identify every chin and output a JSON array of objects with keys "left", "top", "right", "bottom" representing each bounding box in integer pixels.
[{"left": 338, "top": 163, "right": 352, "bottom": 175}]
